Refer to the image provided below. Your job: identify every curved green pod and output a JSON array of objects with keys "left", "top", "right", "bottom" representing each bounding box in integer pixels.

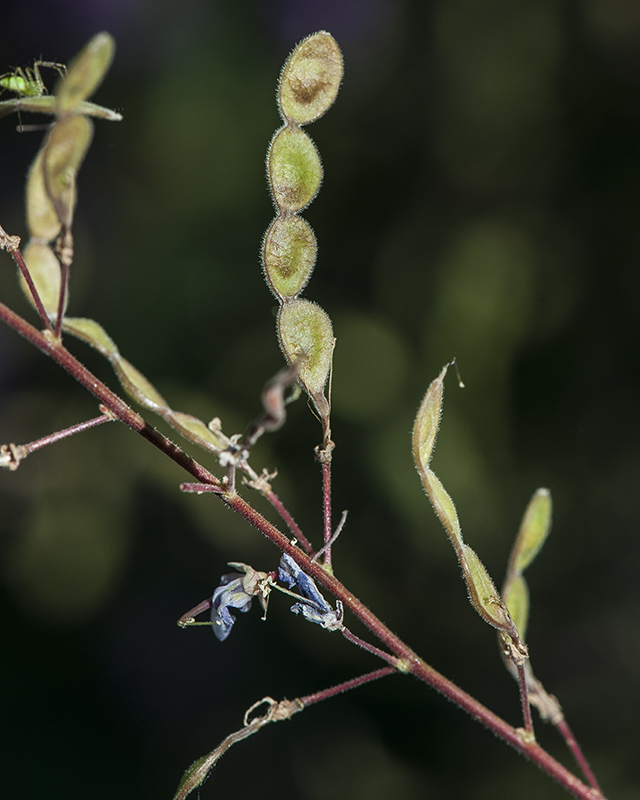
[
  {"left": 56, "top": 32, "right": 115, "bottom": 114},
  {"left": 277, "top": 298, "right": 333, "bottom": 420}
]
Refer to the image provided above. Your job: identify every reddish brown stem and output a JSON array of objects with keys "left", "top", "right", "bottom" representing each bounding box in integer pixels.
[
  {"left": 220, "top": 491, "right": 604, "bottom": 800},
  {"left": 264, "top": 488, "right": 315, "bottom": 556},
  {"left": 300, "top": 666, "right": 396, "bottom": 707},
  {"left": 0, "top": 297, "right": 605, "bottom": 800},
  {"left": 341, "top": 627, "right": 399, "bottom": 667},
  {"left": 0, "top": 301, "right": 221, "bottom": 488},
  {"left": 321, "top": 460, "right": 332, "bottom": 569},
  {"left": 517, "top": 662, "right": 534, "bottom": 735},
  {"left": 53, "top": 257, "right": 70, "bottom": 340},
  {"left": 12, "top": 409, "right": 113, "bottom": 461},
  {"left": 10, "top": 246, "right": 54, "bottom": 333},
  {"left": 556, "top": 718, "right": 603, "bottom": 795}
]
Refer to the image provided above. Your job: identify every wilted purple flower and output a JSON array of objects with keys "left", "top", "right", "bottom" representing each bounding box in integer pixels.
[
  {"left": 210, "top": 563, "right": 273, "bottom": 641},
  {"left": 210, "top": 573, "right": 254, "bottom": 641},
  {"left": 278, "top": 553, "right": 343, "bottom": 631}
]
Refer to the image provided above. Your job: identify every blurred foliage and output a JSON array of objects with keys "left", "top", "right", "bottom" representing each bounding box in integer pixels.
[{"left": 1, "top": 1, "right": 639, "bottom": 799}]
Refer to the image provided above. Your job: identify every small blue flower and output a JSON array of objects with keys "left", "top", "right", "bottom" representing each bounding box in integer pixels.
[
  {"left": 210, "top": 573, "right": 254, "bottom": 641},
  {"left": 209, "top": 562, "right": 273, "bottom": 641},
  {"left": 278, "top": 553, "right": 343, "bottom": 631}
]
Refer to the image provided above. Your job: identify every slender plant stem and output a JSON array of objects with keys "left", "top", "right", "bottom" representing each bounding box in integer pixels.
[
  {"left": 0, "top": 298, "right": 605, "bottom": 800},
  {"left": 264, "top": 488, "right": 315, "bottom": 556},
  {"left": 321, "top": 460, "right": 332, "bottom": 569},
  {"left": 219, "top": 491, "right": 604, "bottom": 800},
  {"left": 53, "top": 256, "right": 69, "bottom": 340},
  {"left": 10, "top": 246, "right": 54, "bottom": 333},
  {"left": 341, "top": 627, "right": 399, "bottom": 667},
  {"left": 300, "top": 666, "right": 396, "bottom": 707},
  {"left": 0, "top": 301, "right": 222, "bottom": 488},
  {"left": 517, "top": 662, "right": 534, "bottom": 735},
  {"left": 556, "top": 718, "right": 603, "bottom": 795},
  {"left": 3, "top": 408, "right": 113, "bottom": 466}
]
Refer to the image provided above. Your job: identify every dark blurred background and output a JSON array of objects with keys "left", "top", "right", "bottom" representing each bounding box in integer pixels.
[{"left": 1, "top": 1, "right": 639, "bottom": 798}]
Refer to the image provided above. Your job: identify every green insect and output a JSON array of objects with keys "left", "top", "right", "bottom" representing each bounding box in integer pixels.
[{"left": 0, "top": 60, "right": 66, "bottom": 99}]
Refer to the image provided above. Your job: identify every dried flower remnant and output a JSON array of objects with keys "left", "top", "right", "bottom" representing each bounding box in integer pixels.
[
  {"left": 177, "top": 563, "right": 274, "bottom": 641},
  {"left": 278, "top": 553, "right": 343, "bottom": 630}
]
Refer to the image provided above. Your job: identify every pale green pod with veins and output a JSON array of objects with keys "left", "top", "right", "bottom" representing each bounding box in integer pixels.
[
  {"left": 20, "top": 241, "right": 62, "bottom": 317},
  {"left": 278, "top": 31, "right": 343, "bottom": 125},
  {"left": 503, "top": 574, "right": 530, "bottom": 640},
  {"left": 26, "top": 148, "right": 62, "bottom": 241},
  {"left": 63, "top": 317, "right": 120, "bottom": 357},
  {"left": 169, "top": 413, "right": 228, "bottom": 453},
  {"left": 268, "top": 126, "right": 322, "bottom": 213},
  {"left": 412, "top": 364, "right": 447, "bottom": 473},
  {"left": 413, "top": 365, "right": 525, "bottom": 651},
  {"left": 502, "top": 488, "right": 552, "bottom": 641},
  {"left": 462, "top": 544, "right": 518, "bottom": 637},
  {"left": 115, "top": 358, "right": 168, "bottom": 411},
  {"left": 278, "top": 299, "right": 333, "bottom": 420},
  {"left": 56, "top": 32, "right": 115, "bottom": 114},
  {"left": 44, "top": 115, "right": 94, "bottom": 227},
  {"left": 511, "top": 488, "right": 552, "bottom": 574},
  {"left": 421, "top": 469, "right": 463, "bottom": 548},
  {"left": 262, "top": 215, "right": 317, "bottom": 300}
]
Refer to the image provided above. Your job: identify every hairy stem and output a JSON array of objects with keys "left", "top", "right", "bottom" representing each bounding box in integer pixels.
[
  {"left": 0, "top": 301, "right": 222, "bottom": 488},
  {"left": 517, "top": 662, "right": 534, "bottom": 735},
  {"left": 556, "top": 718, "right": 603, "bottom": 795},
  {"left": 1, "top": 408, "right": 113, "bottom": 469},
  {"left": 264, "top": 487, "right": 315, "bottom": 556},
  {"left": 300, "top": 666, "right": 397, "bottom": 707},
  {"left": 0, "top": 299, "right": 604, "bottom": 800},
  {"left": 220, "top": 491, "right": 604, "bottom": 800},
  {"left": 321, "top": 460, "right": 332, "bottom": 569}
]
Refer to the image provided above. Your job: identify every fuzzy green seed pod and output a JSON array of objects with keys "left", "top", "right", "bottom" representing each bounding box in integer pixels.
[
  {"left": 277, "top": 299, "right": 333, "bottom": 420},
  {"left": 62, "top": 316, "right": 119, "bottom": 357},
  {"left": 26, "top": 147, "right": 62, "bottom": 241},
  {"left": 43, "top": 115, "right": 94, "bottom": 227},
  {"left": 412, "top": 363, "right": 446, "bottom": 471},
  {"left": 262, "top": 215, "right": 317, "bottom": 301},
  {"left": 278, "top": 31, "right": 343, "bottom": 126},
  {"left": 268, "top": 126, "right": 322, "bottom": 213},
  {"left": 20, "top": 241, "right": 62, "bottom": 317},
  {"left": 56, "top": 32, "right": 115, "bottom": 114},
  {"left": 115, "top": 358, "right": 167, "bottom": 411}
]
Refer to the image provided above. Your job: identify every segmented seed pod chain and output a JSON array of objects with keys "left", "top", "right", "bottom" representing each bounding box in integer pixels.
[{"left": 262, "top": 32, "right": 343, "bottom": 443}]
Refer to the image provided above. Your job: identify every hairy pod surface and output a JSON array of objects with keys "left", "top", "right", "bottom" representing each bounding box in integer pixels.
[
  {"left": 412, "top": 364, "right": 447, "bottom": 472},
  {"left": 268, "top": 126, "right": 322, "bottom": 213},
  {"left": 262, "top": 215, "right": 317, "bottom": 300},
  {"left": 262, "top": 33, "right": 342, "bottom": 436},
  {"left": 413, "top": 366, "right": 522, "bottom": 645},
  {"left": 277, "top": 299, "right": 333, "bottom": 416},
  {"left": 278, "top": 31, "right": 343, "bottom": 125}
]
